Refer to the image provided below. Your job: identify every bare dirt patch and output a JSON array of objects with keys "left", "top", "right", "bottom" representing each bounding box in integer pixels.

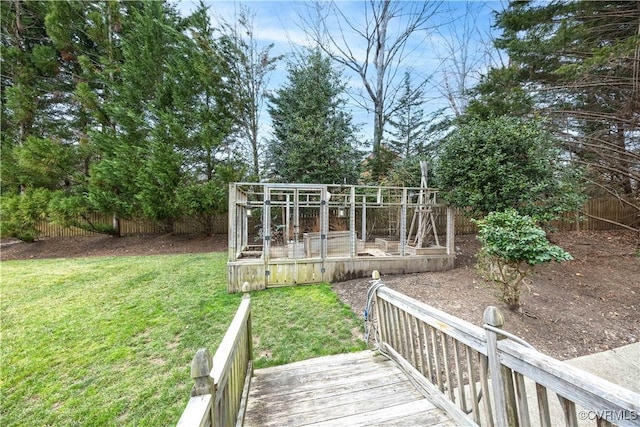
[
  {"left": 3, "top": 230, "right": 638, "bottom": 360},
  {"left": 333, "top": 230, "right": 640, "bottom": 360},
  {"left": 0, "top": 233, "right": 226, "bottom": 260}
]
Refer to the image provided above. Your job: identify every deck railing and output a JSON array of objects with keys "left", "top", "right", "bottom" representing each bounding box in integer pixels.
[
  {"left": 177, "top": 294, "right": 253, "bottom": 427},
  {"left": 371, "top": 278, "right": 640, "bottom": 427}
]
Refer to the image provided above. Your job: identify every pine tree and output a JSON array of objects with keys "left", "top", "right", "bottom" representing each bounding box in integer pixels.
[
  {"left": 267, "top": 50, "right": 362, "bottom": 184},
  {"left": 0, "top": 1, "right": 82, "bottom": 239},
  {"left": 180, "top": 2, "right": 237, "bottom": 183},
  {"left": 1, "top": 0, "right": 241, "bottom": 239},
  {"left": 1, "top": 0, "right": 76, "bottom": 192},
  {"left": 386, "top": 73, "right": 430, "bottom": 159},
  {"left": 56, "top": 1, "right": 191, "bottom": 233},
  {"left": 491, "top": 1, "right": 640, "bottom": 207},
  {"left": 85, "top": 1, "right": 238, "bottom": 233}
]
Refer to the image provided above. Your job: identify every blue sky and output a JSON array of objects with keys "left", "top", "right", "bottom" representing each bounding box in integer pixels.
[{"left": 176, "top": 1, "right": 504, "bottom": 143}]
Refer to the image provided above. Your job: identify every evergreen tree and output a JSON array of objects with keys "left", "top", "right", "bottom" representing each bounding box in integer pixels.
[
  {"left": 490, "top": 1, "right": 639, "bottom": 207},
  {"left": 181, "top": 2, "right": 237, "bottom": 184},
  {"left": 1, "top": 0, "right": 242, "bottom": 239},
  {"left": 42, "top": 1, "right": 130, "bottom": 234},
  {"left": 386, "top": 73, "right": 430, "bottom": 159},
  {"left": 1, "top": 1, "right": 82, "bottom": 239},
  {"left": 86, "top": 1, "right": 239, "bottom": 233},
  {"left": 464, "top": 66, "right": 534, "bottom": 121},
  {"left": 84, "top": 1, "right": 178, "bottom": 233},
  {"left": 173, "top": 2, "right": 243, "bottom": 234},
  {"left": 267, "top": 50, "right": 362, "bottom": 184},
  {"left": 1, "top": 0, "right": 77, "bottom": 192}
]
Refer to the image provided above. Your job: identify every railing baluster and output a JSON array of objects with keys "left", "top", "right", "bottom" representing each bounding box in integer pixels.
[
  {"left": 432, "top": 328, "right": 444, "bottom": 392},
  {"left": 382, "top": 299, "right": 392, "bottom": 346},
  {"left": 466, "top": 347, "right": 481, "bottom": 425},
  {"left": 374, "top": 296, "right": 385, "bottom": 344},
  {"left": 405, "top": 310, "right": 418, "bottom": 368},
  {"left": 400, "top": 306, "right": 410, "bottom": 360},
  {"left": 514, "top": 372, "right": 531, "bottom": 427},
  {"left": 392, "top": 304, "right": 402, "bottom": 353},
  {"left": 453, "top": 340, "right": 467, "bottom": 413},
  {"left": 422, "top": 322, "right": 435, "bottom": 383},
  {"left": 442, "top": 333, "right": 455, "bottom": 401},
  {"left": 415, "top": 317, "right": 426, "bottom": 376},
  {"left": 557, "top": 395, "right": 578, "bottom": 427},
  {"left": 404, "top": 310, "right": 413, "bottom": 363},
  {"left": 536, "top": 383, "right": 552, "bottom": 427},
  {"left": 479, "top": 353, "right": 495, "bottom": 427}
]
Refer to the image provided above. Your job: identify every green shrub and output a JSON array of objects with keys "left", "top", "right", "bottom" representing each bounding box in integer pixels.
[
  {"left": 436, "top": 116, "right": 585, "bottom": 222},
  {"left": 474, "top": 209, "right": 572, "bottom": 309},
  {"left": 0, "top": 189, "right": 52, "bottom": 242}
]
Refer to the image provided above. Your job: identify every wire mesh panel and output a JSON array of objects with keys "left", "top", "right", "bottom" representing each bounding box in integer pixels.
[{"left": 228, "top": 183, "right": 456, "bottom": 291}]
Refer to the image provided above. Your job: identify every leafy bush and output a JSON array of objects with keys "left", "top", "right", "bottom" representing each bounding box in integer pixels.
[
  {"left": 436, "top": 116, "right": 585, "bottom": 222},
  {"left": 474, "top": 209, "right": 573, "bottom": 309},
  {"left": 0, "top": 189, "right": 52, "bottom": 242}
]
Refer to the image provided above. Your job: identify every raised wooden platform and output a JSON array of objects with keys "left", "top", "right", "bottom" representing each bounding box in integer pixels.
[{"left": 243, "top": 350, "right": 456, "bottom": 426}]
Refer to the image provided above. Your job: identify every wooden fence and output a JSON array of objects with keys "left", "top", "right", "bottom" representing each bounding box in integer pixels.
[
  {"left": 35, "top": 213, "right": 228, "bottom": 237},
  {"left": 34, "top": 197, "right": 637, "bottom": 238},
  {"left": 177, "top": 294, "right": 253, "bottom": 427},
  {"left": 371, "top": 279, "right": 640, "bottom": 426},
  {"left": 455, "top": 197, "right": 639, "bottom": 234}
]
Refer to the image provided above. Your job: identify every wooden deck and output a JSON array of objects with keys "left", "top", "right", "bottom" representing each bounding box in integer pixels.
[
  {"left": 243, "top": 350, "right": 457, "bottom": 427},
  {"left": 178, "top": 285, "right": 640, "bottom": 427}
]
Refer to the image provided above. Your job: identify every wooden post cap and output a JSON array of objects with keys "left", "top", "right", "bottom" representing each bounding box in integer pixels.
[
  {"left": 191, "top": 348, "right": 213, "bottom": 379},
  {"left": 483, "top": 306, "right": 504, "bottom": 328},
  {"left": 190, "top": 348, "right": 213, "bottom": 396}
]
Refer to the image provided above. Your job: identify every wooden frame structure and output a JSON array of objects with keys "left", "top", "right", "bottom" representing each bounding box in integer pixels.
[{"left": 227, "top": 182, "right": 456, "bottom": 292}]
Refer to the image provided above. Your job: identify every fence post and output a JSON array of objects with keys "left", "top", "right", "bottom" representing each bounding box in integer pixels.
[
  {"left": 484, "top": 306, "right": 518, "bottom": 427},
  {"left": 190, "top": 348, "right": 213, "bottom": 397}
]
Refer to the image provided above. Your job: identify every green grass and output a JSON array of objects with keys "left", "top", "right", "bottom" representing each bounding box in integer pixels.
[{"left": 0, "top": 253, "right": 365, "bottom": 426}]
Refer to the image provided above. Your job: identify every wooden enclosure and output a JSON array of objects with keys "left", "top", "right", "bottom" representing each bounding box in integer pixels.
[{"left": 227, "top": 182, "right": 455, "bottom": 292}]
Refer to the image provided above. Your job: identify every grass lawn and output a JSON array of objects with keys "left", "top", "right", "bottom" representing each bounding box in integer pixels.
[{"left": 1, "top": 253, "right": 366, "bottom": 426}]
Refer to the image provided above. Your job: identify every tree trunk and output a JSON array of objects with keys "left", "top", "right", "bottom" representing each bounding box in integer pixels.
[
  {"left": 112, "top": 212, "right": 121, "bottom": 238},
  {"left": 372, "top": 0, "right": 390, "bottom": 162}
]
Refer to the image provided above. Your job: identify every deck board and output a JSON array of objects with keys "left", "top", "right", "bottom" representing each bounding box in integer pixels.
[{"left": 243, "top": 350, "right": 457, "bottom": 427}]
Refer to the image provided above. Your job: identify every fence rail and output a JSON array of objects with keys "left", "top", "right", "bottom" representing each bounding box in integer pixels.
[
  {"left": 33, "top": 197, "right": 638, "bottom": 238},
  {"left": 177, "top": 294, "right": 253, "bottom": 427},
  {"left": 371, "top": 280, "right": 640, "bottom": 427},
  {"left": 35, "top": 213, "right": 228, "bottom": 237}
]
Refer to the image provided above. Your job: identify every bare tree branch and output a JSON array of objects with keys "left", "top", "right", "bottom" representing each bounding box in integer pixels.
[{"left": 297, "top": 0, "right": 441, "bottom": 178}]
